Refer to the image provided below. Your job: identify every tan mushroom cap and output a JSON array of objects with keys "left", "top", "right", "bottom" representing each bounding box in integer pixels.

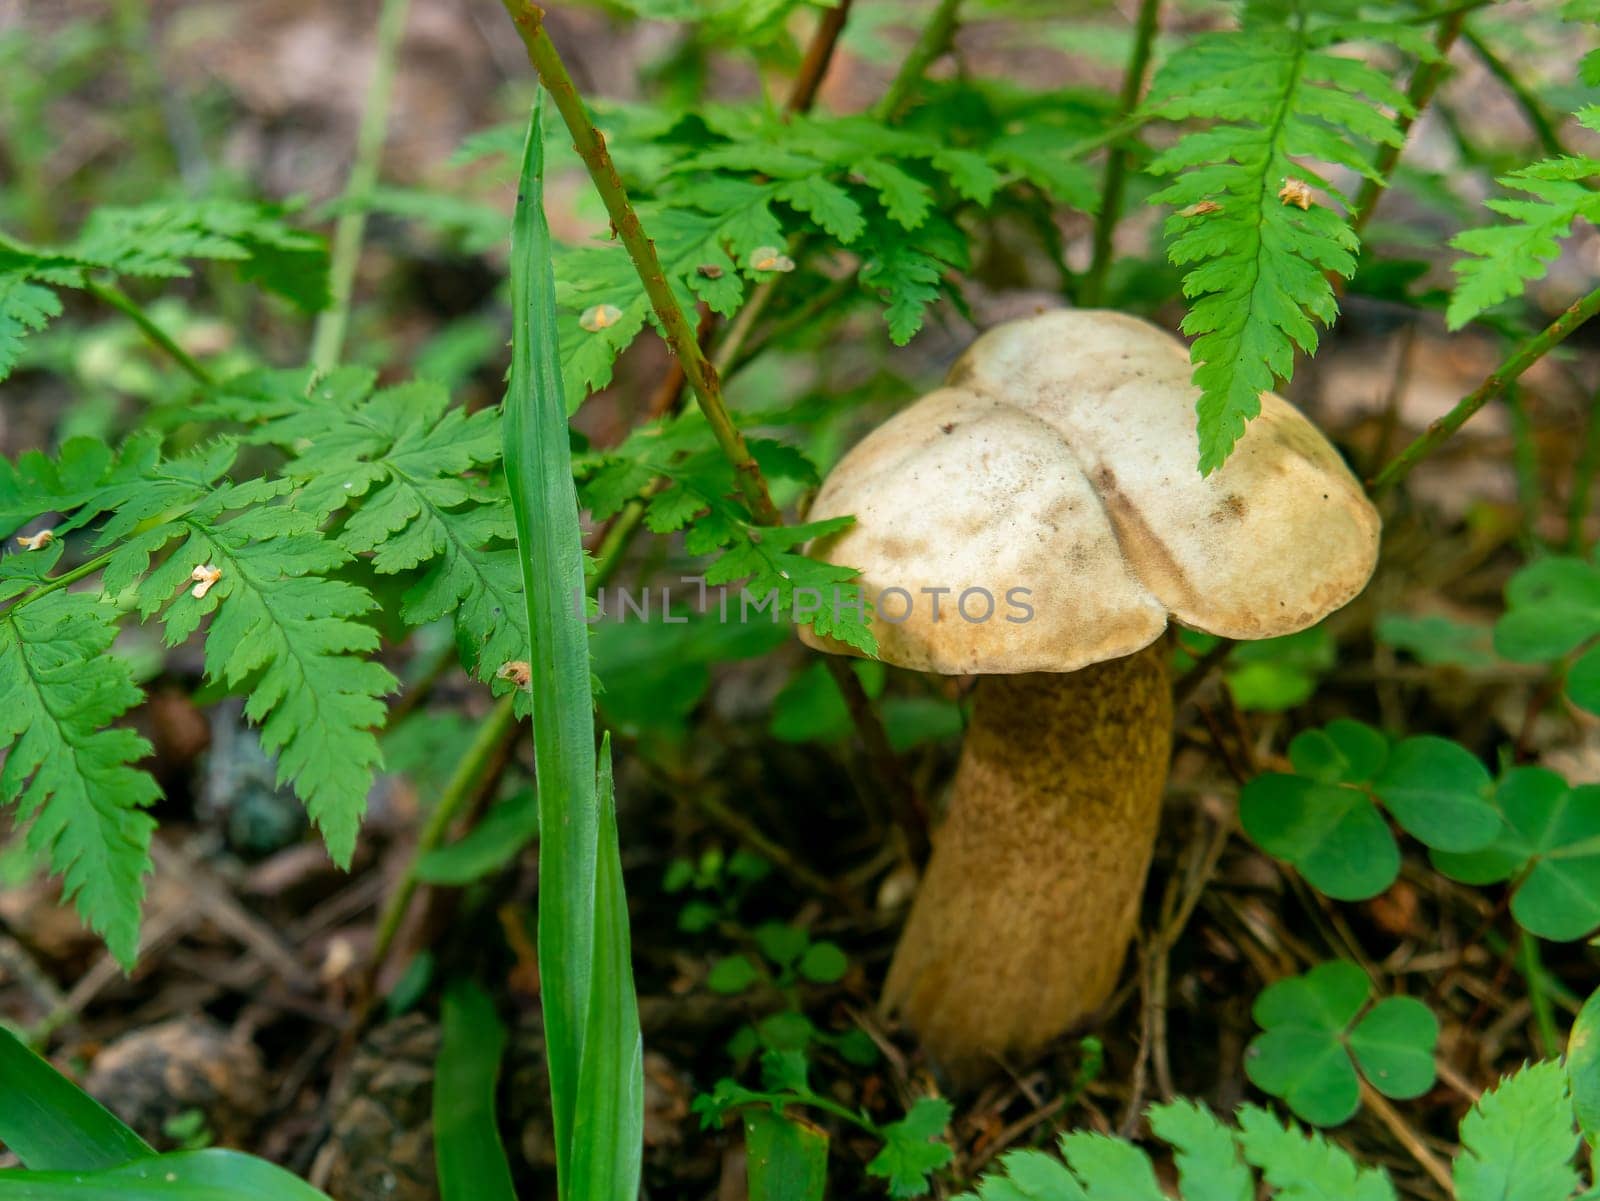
[{"left": 798, "top": 310, "right": 1380, "bottom": 675}]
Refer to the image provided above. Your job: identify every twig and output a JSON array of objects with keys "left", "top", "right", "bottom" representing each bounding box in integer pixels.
[
  {"left": 1347, "top": 8, "right": 1467, "bottom": 242},
  {"left": 825, "top": 656, "right": 929, "bottom": 863},
  {"left": 870, "top": 0, "right": 964, "bottom": 122},
  {"left": 1360, "top": 1079, "right": 1456, "bottom": 1197},
  {"left": 1172, "top": 638, "right": 1235, "bottom": 708},
  {"left": 785, "top": 0, "right": 853, "bottom": 116},
  {"left": 84, "top": 278, "right": 214, "bottom": 387},
  {"left": 499, "top": 0, "right": 781, "bottom": 526},
  {"left": 310, "top": 0, "right": 412, "bottom": 369},
  {"left": 1081, "top": 0, "right": 1161, "bottom": 306},
  {"left": 1371, "top": 283, "right": 1600, "bottom": 489},
  {"left": 502, "top": 1, "right": 932, "bottom": 857}
]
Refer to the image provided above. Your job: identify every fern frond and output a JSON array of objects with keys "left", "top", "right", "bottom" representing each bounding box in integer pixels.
[
  {"left": 1446, "top": 111, "right": 1600, "bottom": 330},
  {"left": 99, "top": 449, "right": 396, "bottom": 865},
  {"left": 0, "top": 271, "right": 62, "bottom": 382},
  {"left": 579, "top": 414, "right": 877, "bottom": 653},
  {"left": 1235, "top": 1106, "right": 1395, "bottom": 1200},
  {"left": 1454, "top": 1062, "right": 1581, "bottom": 1201},
  {"left": 1145, "top": 3, "right": 1417, "bottom": 473},
  {"left": 216, "top": 368, "right": 529, "bottom": 698},
  {"left": 557, "top": 179, "right": 785, "bottom": 399},
  {"left": 0, "top": 545, "right": 159, "bottom": 969},
  {"left": 71, "top": 199, "right": 330, "bottom": 311}
]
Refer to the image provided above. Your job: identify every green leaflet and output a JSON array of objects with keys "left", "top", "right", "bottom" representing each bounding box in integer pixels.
[
  {"left": 0, "top": 1151, "right": 334, "bottom": 1200},
  {"left": 505, "top": 95, "right": 643, "bottom": 1198},
  {"left": 0, "top": 547, "right": 158, "bottom": 969},
  {"left": 0, "top": 1025, "right": 152, "bottom": 1171},
  {"left": 434, "top": 981, "right": 517, "bottom": 1201},
  {"left": 211, "top": 367, "right": 529, "bottom": 703},
  {"left": 1144, "top": 2, "right": 1419, "bottom": 473},
  {"left": 0, "top": 1025, "right": 332, "bottom": 1199},
  {"left": 101, "top": 463, "right": 396, "bottom": 866}
]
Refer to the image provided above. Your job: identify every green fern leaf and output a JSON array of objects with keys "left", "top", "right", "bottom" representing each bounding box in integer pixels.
[
  {"left": 1148, "top": 1100, "right": 1253, "bottom": 1201},
  {"left": 71, "top": 199, "right": 330, "bottom": 311},
  {"left": 953, "top": 1149, "right": 1085, "bottom": 1200},
  {"left": 217, "top": 368, "right": 529, "bottom": 696},
  {"left": 1446, "top": 119, "right": 1600, "bottom": 329},
  {"left": 1145, "top": 4, "right": 1414, "bottom": 473},
  {"left": 1455, "top": 1063, "right": 1582, "bottom": 1201},
  {"left": 1236, "top": 1105, "right": 1394, "bottom": 1201},
  {"left": 0, "top": 546, "right": 159, "bottom": 969},
  {"left": 557, "top": 179, "right": 783, "bottom": 399},
  {"left": 1058, "top": 1132, "right": 1165, "bottom": 1199},
  {"left": 0, "top": 271, "right": 61, "bottom": 383},
  {"left": 101, "top": 454, "right": 395, "bottom": 865}
]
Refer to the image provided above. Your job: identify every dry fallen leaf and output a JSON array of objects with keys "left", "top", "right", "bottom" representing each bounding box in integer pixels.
[
  {"left": 1278, "top": 177, "right": 1314, "bottom": 210},
  {"left": 190, "top": 563, "right": 223, "bottom": 599},
  {"left": 15, "top": 529, "right": 55, "bottom": 551},
  {"left": 580, "top": 303, "right": 624, "bottom": 332}
]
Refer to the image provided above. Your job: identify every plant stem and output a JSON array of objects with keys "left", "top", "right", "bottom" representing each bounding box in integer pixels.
[
  {"left": 1568, "top": 384, "right": 1600, "bottom": 553},
  {"left": 309, "top": 0, "right": 411, "bottom": 370},
  {"left": 1081, "top": 0, "right": 1161, "bottom": 307},
  {"left": 84, "top": 279, "right": 214, "bottom": 387},
  {"left": 1505, "top": 384, "right": 1542, "bottom": 550},
  {"left": 785, "top": 0, "right": 853, "bottom": 115},
  {"left": 1462, "top": 23, "right": 1565, "bottom": 159},
  {"left": 499, "top": 1, "right": 782, "bottom": 527},
  {"left": 1519, "top": 929, "right": 1561, "bottom": 1057},
  {"left": 1347, "top": 8, "right": 1466, "bottom": 242},
  {"left": 870, "top": 0, "right": 963, "bottom": 122},
  {"left": 368, "top": 693, "right": 518, "bottom": 971},
  {"left": 1371, "top": 283, "right": 1600, "bottom": 489}
]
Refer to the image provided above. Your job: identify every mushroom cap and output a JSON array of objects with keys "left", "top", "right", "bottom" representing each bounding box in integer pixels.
[{"left": 798, "top": 310, "right": 1380, "bottom": 675}]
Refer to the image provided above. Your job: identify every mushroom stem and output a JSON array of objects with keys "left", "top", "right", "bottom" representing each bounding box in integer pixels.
[{"left": 882, "top": 640, "right": 1172, "bottom": 1085}]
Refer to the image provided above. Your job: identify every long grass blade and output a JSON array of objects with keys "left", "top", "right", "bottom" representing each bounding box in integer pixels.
[
  {"left": 570, "top": 736, "right": 644, "bottom": 1199},
  {"left": 0, "top": 1150, "right": 333, "bottom": 1200},
  {"left": 504, "top": 93, "right": 643, "bottom": 1195},
  {"left": 434, "top": 980, "right": 517, "bottom": 1201},
  {"left": 0, "top": 1027, "right": 151, "bottom": 1171}
]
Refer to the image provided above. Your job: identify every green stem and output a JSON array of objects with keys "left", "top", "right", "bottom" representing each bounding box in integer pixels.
[
  {"left": 309, "top": 0, "right": 411, "bottom": 370},
  {"left": 870, "top": 0, "right": 964, "bottom": 121},
  {"left": 1568, "top": 385, "right": 1600, "bottom": 553},
  {"left": 1347, "top": 8, "right": 1466, "bottom": 242},
  {"left": 1081, "top": 0, "right": 1161, "bottom": 306},
  {"left": 1462, "top": 24, "right": 1566, "bottom": 159},
  {"left": 499, "top": 1, "right": 782, "bottom": 527},
  {"left": 588, "top": 496, "right": 650, "bottom": 585},
  {"left": 1505, "top": 384, "right": 1542, "bottom": 550},
  {"left": 84, "top": 279, "right": 214, "bottom": 387},
  {"left": 1518, "top": 930, "right": 1561, "bottom": 1058},
  {"left": 1372, "top": 283, "right": 1600, "bottom": 489},
  {"left": 368, "top": 694, "right": 518, "bottom": 968}
]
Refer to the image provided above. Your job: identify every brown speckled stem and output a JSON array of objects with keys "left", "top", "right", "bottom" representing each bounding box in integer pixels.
[{"left": 882, "top": 641, "right": 1171, "bottom": 1085}]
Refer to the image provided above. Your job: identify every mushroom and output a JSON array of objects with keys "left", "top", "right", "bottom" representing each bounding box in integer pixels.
[{"left": 799, "top": 309, "right": 1380, "bottom": 1083}]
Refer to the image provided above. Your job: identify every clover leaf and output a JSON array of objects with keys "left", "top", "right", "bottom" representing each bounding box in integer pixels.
[
  {"left": 1241, "top": 720, "right": 1496, "bottom": 900},
  {"left": 1245, "top": 961, "right": 1439, "bottom": 1127},
  {"left": 1495, "top": 555, "right": 1600, "bottom": 715},
  {"left": 1432, "top": 767, "right": 1600, "bottom": 941}
]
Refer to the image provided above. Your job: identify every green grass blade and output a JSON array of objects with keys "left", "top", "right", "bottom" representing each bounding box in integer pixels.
[
  {"left": 434, "top": 980, "right": 517, "bottom": 1201},
  {"left": 505, "top": 93, "right": 642, "bottom": 1195},
  {"left": 0, "top": 1149, "right": 332, "bottom": 1199},
  {"left": 0, "top": 1026, "right": 151, "bottom": 1170},
  {"left": 570, "top": 735, "right": 644, "bottom": 1199},
  {"left": 505, "top": 90, "right": 596, "bottom": 1186}
]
